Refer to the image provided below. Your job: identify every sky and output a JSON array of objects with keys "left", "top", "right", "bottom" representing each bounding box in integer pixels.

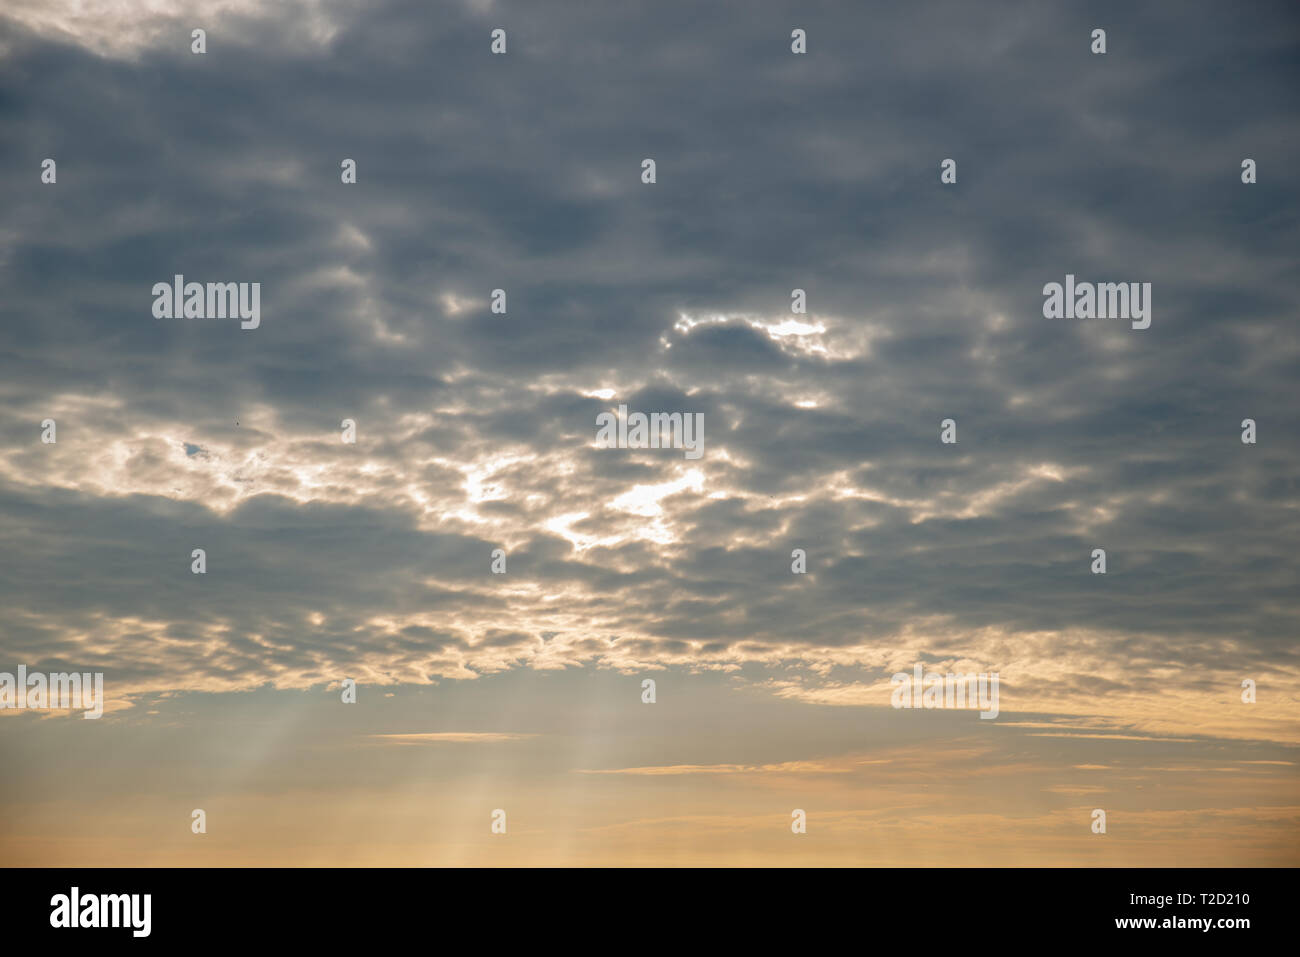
[{"left": 0, "top": 0, "right": 1297, "bottom": 866}]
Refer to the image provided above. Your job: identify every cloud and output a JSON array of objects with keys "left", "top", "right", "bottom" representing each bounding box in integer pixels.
[
  {"left": 0, "top": 0, "right": 1296, "bottom": 755},
  {"left": 367, "top": 731, "right": 537, "bottom": 744},
  {"left": 576, "top": 760, "right": 849, "bottom": 775}
]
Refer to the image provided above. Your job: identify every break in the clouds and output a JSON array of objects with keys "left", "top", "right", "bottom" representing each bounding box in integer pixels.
[{"left": 0, "top": 0, "right": 1297, "bottom": 864}]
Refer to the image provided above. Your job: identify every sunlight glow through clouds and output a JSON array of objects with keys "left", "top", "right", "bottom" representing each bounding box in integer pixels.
[{"left": 2, "top": 0, "right": 1297, "bottom": 870}]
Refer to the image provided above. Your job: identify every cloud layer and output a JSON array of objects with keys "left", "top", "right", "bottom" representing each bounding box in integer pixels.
[{"left": 0, "top": 0, "right": 1297, "bottom": 865}]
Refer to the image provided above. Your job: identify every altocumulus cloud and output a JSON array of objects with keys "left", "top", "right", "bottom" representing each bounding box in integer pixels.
[{"left": 0, "top": 0, "right": 1297, "bottom": 752}]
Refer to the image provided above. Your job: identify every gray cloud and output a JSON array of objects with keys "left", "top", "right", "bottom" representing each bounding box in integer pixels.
[{"left": 0, "top": 0, "right": 1297, "bottom": 744}]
